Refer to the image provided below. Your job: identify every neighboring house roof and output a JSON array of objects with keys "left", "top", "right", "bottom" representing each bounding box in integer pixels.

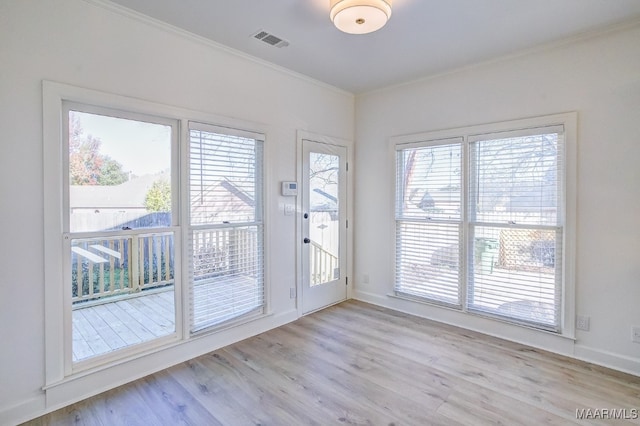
[
  {"left": 71, "top": 173, "right": 256, "bottom": 222},
  {"left": 475, "top": 179, "right": 556, "bottom": 213},
  {"left": 507, "top": 185, "right": 557, "bottom": 212},
  {"left": 417, "top": 191, "right": 435, "bottom": 211},
  {"left": 70, "top": 172, "right": 168, "bottom": 209},
  {"left": 190, "top": 179, "right": 255, "bottom": 223}
]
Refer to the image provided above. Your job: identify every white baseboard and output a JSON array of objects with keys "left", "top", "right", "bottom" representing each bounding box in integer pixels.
[
  {"left": 574, "top": 345, "right": 640, "bottom": 377},
  {"left": 0, "top": 395, "right": 45, "bottom": 426},
  {"left": 353, "top": 289, "right": 391, "bottom": 306},
  {"left": 354, "top": 290, "right": 640, "bottom": 377},
  {"left": 5, "top": 308, "right": 298, "bottom": 426}
]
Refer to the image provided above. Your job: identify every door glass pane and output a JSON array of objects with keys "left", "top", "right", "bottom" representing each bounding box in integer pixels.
[
  {"left": 68, "top": 110, "right": 172, "bottom": 233},
  {"left": 309, "top": 152, "right": 340, "bottom": 286},
  {"left": 67, "top": 109, "right": 175, "bottom": 363}
]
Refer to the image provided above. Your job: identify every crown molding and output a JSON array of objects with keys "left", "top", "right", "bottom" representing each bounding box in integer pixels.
[
  {"left": 82, "top": 0, "right": 354, "bottom": 98},
  {"left": 359, "top": 17, "right": 640, "bottom": 98}
]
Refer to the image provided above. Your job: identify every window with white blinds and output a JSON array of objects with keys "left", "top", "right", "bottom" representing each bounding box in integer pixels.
[
  {"left": 189, "top": 122, "right": 264, "bottom": 333},
  {"left": 468, "top": 127, "right": 564, "bottom": 331},
  {"left": 395, "top": 117, "right": 571, "bottom": 333},
  {"left": 395, "top": 140, "right": 462, "bottom": 307}
]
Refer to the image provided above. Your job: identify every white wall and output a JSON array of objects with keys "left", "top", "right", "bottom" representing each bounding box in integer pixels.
[
  {"left": 2, "top": 0, "right": 638, "bottom": 422},
  {"left": 0, "top": 0, "right": 353, "bottom": 423},
  {"left": 354, "top": 24, "right": 640, "bottom": 375}
]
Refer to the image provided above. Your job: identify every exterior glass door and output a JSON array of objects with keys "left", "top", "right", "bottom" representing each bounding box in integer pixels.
[{"left": 301, "top": 139, "right": 347, "bottom": 313}]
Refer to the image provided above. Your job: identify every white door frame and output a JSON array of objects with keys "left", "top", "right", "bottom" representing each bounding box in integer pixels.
[{"left": 296, "top": 130, "right": 353, "bottom": 316}]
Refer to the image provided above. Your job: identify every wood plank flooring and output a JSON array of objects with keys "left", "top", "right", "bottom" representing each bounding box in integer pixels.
[
  {"left": 24, "top": 300, "right": 640, "bottom": 425},
  {"left": 72, "top": 290, "right": 176, "bottom": 362}
]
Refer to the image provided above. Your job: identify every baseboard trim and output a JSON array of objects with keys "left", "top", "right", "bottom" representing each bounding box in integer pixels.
[
  {"left": 0, "top": 395, "right": 45, "bottom": 426},
  {"left": 7, "top": 308, "right": 298, "bottom": 425},
  {"left": 574, "top": 345, "right": 640, "bottom": 377},
  {"left": 353, "top": 290, "right": 639, "bottom": 377}
]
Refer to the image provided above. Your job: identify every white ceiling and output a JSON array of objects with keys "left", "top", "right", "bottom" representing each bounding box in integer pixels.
[{"left": 108, "top": 0, "right": 640, "bottom": 94}]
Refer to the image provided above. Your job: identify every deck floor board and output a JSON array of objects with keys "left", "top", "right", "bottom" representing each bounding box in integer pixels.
[
  {"left": 72, "top": 277, "right": 259, "bottom": 362},
  {"left": 72, "top": 291, "right": 175, "bottom": 362}
]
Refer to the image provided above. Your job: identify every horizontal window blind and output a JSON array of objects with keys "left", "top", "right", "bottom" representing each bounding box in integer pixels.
[
  {"left": 189, "top": 124, "right": 264, "bottom": 333},
  {"left": 469, "top": 130, "right": 564, "bottom": 226},
  {"left": 467, "top": 128, "right": 564, "bottom": 331},
  {"left": 393, "top": 117, "right": 570, "bottom": 334},
  {"left": 396, "top": 221, "right": 461, "bottom": 305},
  {"left": 395, "top": 141, "right": 462, "bottom": 307}
]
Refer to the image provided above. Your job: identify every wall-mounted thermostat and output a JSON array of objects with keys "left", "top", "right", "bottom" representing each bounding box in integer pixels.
[{"left": 281, "top": 181, "right": 298, "bottom": 196}]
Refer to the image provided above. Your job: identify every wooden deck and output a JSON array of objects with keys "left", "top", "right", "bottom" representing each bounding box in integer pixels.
[
  {"left": 72, "top": 275, "right": 261, "bottom": 362},
  {"left": 29, "top": 300, "right": 640, "bottom": 425},
  {"left": 73, "top": 289, "right": 176, "bottom": 362}
]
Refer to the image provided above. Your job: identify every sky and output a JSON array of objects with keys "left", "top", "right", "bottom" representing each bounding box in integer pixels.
[{"left": 73, "top": 110, "right": 171, "bottom": 176}]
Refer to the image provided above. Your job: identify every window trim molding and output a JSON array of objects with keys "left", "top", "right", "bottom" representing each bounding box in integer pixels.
[
  {"left": 394, "top": 139, "right": 464, "bottom": 307},
  {"left": 62, "top": 102, "right": 183, "bottom": 374},
  {"left": 43, "top": 81, "right": 272, "bottom": 388},
  {"left": 186, "top": 121, "right": 267, "bottom": 334},
  {"left": 389, "top": 112, "right": 577, "bottom": 338}
]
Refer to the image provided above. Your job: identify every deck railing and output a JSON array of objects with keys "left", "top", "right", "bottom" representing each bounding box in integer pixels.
[
  {"left": 71, "top": 231, "right": 175, "bottom": 304},
  {"left": 191, "top": 226, "right": 260, "bottom": 281},
  {"left": 72, "top": 227, "right": 326, "bottom": 302},
  {"left": 310, "top": 241, "right": 339, "bottom": 286}
]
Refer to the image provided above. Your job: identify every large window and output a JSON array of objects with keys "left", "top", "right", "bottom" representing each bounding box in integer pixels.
[
  {"left": 63, "top": 103, "right": 179, "bottom": 367},
  {"left": 395, "top": 139, "right": 463, "bottom": 306},
  {"left": 44, "top": 82, "right": 268, "bottom": 383},
  {"left": 188, "top": 123, "right": 264, "bottom": 333},
  {"left": 395, "top": 114, "right": 575, "bottom": 333}
]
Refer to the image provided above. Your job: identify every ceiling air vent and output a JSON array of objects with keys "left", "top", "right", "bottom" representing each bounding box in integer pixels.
[{"left": 251, "top": 30, "right": 290, "bottom": 48}]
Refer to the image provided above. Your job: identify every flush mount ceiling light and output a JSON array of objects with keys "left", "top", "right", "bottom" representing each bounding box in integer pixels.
[{"left": 330, "top": 0, "right": 392, "bottom": 35}]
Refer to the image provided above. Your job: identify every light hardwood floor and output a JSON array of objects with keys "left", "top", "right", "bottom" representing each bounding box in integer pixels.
[{"left": 24, "top": 300, "right": 640, "bottom": 425}]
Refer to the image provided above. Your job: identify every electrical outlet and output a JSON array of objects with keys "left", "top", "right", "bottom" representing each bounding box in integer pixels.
[
  {"left": 632, "top": 326, "right": 640, "bottom": 343},
  {"left": 576, "top": 315, "right": 590, "bottom": 331},
  {"left": 289, "top": 287, "right": 296, "bottom": 299},
  {"left": 362, "top": 274, "right": 370, "bottom": 284}
]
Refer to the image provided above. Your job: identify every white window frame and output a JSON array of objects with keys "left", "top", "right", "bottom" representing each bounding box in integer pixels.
[
  {"left": 187, "top": 121, "right": 266, "bottom": 334},
  {"left": 391, "top": 112, "right": 577, "bottom": 338},
  {"left": 61, "top": 102, "right": 182, "bottom": 374},
  {"left": 43, "top": 81, "right": 270, "bottom": 388},
  {"left": 394, "top": 137, "right": 464, "bottom": 308}
]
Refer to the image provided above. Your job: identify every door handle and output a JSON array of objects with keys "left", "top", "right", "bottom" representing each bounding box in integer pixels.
[{"left": 303, "top": 238, "right": 311, "bottom": 244}]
